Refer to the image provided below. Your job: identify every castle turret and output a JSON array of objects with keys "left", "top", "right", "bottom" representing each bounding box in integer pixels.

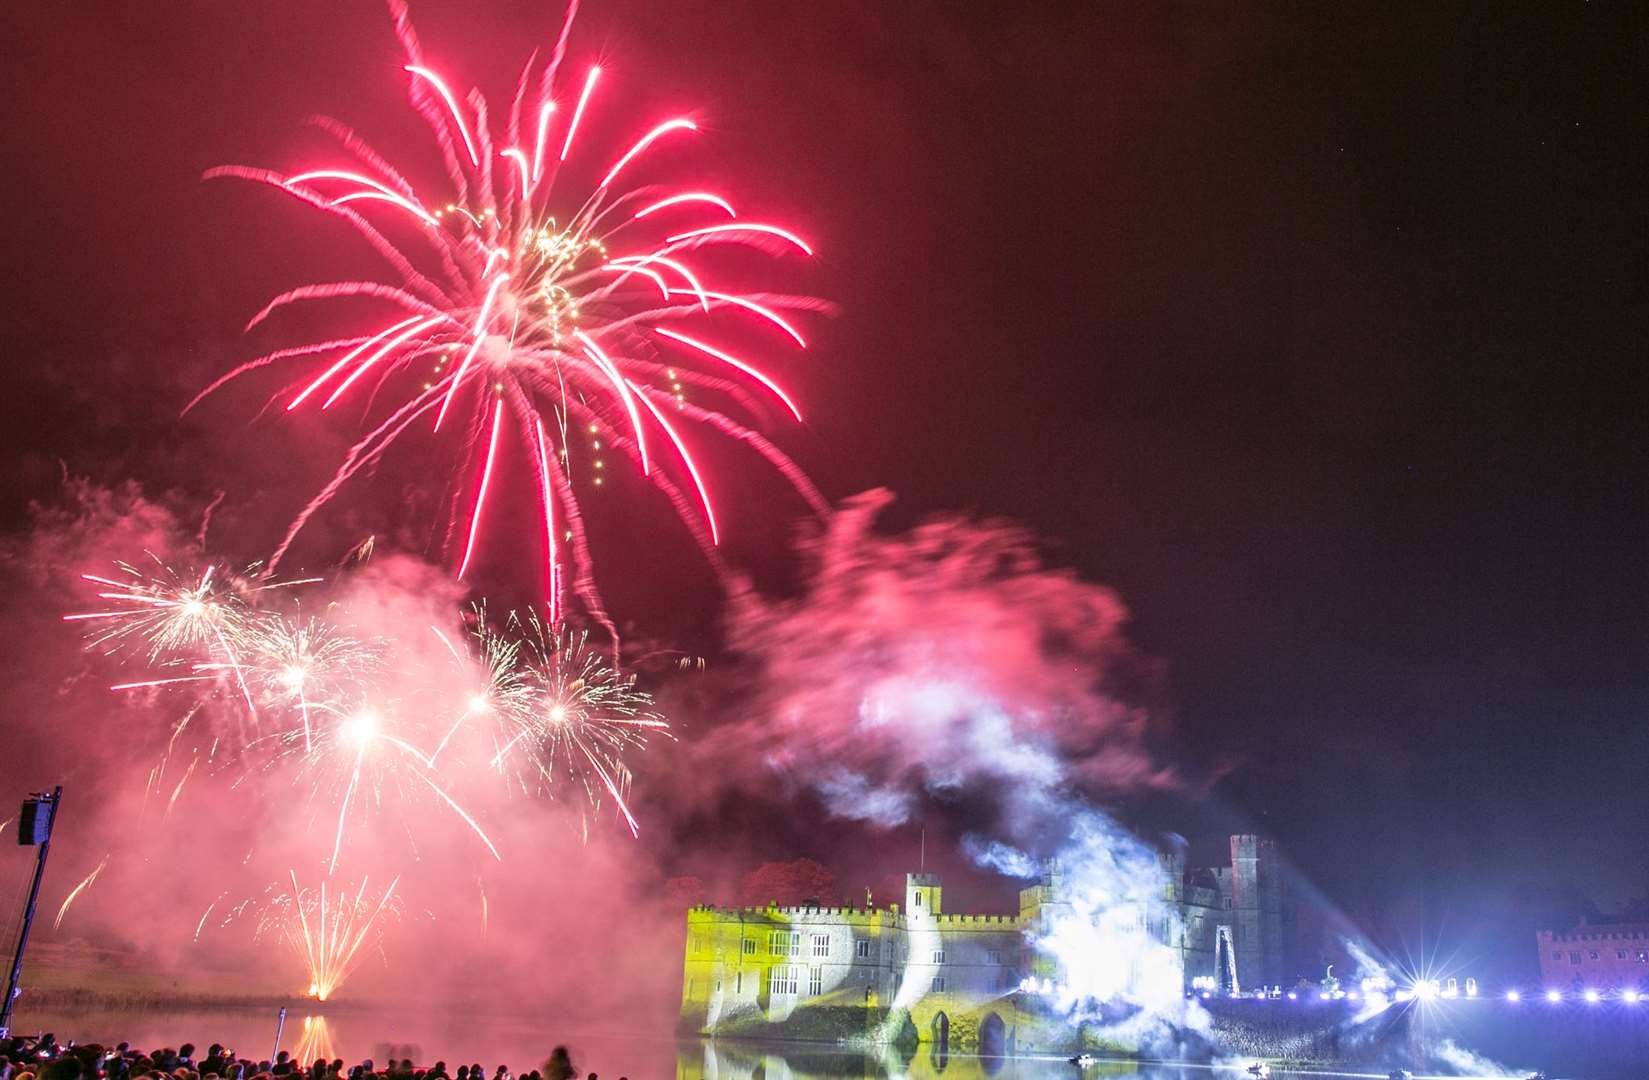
[{"left": 905, "top": 872, "right": 942, "bottom": 919}]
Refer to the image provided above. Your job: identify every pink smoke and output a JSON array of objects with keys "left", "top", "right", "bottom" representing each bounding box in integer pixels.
[{"left": 686, "top": 489, "right": 1174, "bottom": 835}]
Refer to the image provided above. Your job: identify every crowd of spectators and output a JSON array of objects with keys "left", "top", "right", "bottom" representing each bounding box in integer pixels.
[{"left": 0, "top": 1036, "right": 623, "bottom": 1080}]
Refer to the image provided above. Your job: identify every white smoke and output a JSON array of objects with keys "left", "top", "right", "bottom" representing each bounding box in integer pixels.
[
  {"left": 1434, "top": 1037, "right": 1528, "bottom": 1078},
  {"left": 965, "top": 805, "right": 1213, "bottom": 1055}
]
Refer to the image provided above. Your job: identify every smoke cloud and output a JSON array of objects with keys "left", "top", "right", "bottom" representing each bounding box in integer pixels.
[
  {"left": 699, "top": 489, "right": 1174, "bottom": 830},
  {"left": 2, "top": 481, "right": 1201, "bottom": 1052}
]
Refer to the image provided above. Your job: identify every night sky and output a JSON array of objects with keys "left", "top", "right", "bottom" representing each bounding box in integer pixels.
[{"left": 3, "top": 0, "right": 1644, "bottom": 960}]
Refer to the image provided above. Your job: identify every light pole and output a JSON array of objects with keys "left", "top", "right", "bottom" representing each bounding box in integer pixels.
[{"left": 0, "top": 786, "right": 64, "bottom": 1039}]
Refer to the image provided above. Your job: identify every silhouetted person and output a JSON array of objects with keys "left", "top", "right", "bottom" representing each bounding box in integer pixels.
[
  {"left": 540, "top": 1050, "right": 574, "bottom": 1080},
  {"left": 39, "top": 1056, "right": 81, "bottom": 1080},
  {"left": 200, "top": 1048, "right": 228, "bottom": 1078}
]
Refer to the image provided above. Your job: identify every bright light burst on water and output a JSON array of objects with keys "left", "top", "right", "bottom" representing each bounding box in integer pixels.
[{"left": 196, "top": 0, "right": 829, "bottom": 626}]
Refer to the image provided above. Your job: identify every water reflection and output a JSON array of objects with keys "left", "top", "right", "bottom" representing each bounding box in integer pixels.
[
  {"left": 14, "top": 1006, "right": 1218, "bottom": 1080},
  {"left": 681, "top": 1041, "right": 1211, "bottom": 1080},
  {"left": 290, "top": 1016, "right": 339, "bottom": 1066}
]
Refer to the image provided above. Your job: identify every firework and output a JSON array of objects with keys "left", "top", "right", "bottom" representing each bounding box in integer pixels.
[
  {"left": 66, "top": 558, "right": 261, "bottom": 658},
  {"left": 67, "top": 557, "right": 322, "bottom": 728},
  {"left": 249, "top": 616, "right": 385, "bottom": 752},
  {"left": 477, "top": 613, "right": 668, "bottom": 835},
  {"left": 257, "top": 872, "right": 402, "bottom": 1001},
  {"left": 72, "top": 564, "right": 669, "bottom": 871},
  {"left": 273, "top": 689, "right": 502, "bottom": 873},
  {"left": 199, "top": 1, "right": 830, "bottom": 624}
]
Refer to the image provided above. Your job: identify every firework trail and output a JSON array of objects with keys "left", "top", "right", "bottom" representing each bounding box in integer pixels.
[
  {"left": 198, "top": 0, "right": 830, "bottom": 627},
  {"left": 54, "top": 854, "right": 111, "bottom": 931}
]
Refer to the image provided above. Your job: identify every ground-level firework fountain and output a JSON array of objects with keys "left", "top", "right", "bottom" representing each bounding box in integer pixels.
[{"left": 264, "top": 873, "right": 401, "bottom": 1003}]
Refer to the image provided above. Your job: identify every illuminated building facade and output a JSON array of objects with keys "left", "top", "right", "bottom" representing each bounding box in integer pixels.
[
  {"left": 1537, "top": 920, "right": 1649, "bottom": 992},
  {"left": 679, "top": 834, "right": 1288, "bottom": 1051}
]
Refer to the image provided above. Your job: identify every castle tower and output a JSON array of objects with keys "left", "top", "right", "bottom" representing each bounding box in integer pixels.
[
  {"left": 1230, "top": 834, "right": 1283, "bottom": 988},
  {"left": 906, "top": 872, "right": 942, "bottom": 919}
]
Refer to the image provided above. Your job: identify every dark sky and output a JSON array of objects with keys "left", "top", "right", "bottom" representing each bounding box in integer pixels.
[{"left": 2, "top": 0, "right": 1644, "bottom": 941}]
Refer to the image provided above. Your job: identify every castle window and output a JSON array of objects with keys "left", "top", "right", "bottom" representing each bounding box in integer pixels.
[
  {"left": 914, "top": 892, "right": 922, "bottom": 907},
  {"left": 1570, "top": 952, "right": 1582, "bottom": 964},
  {"left": 771, "top": 930, "right": 800, "bottom": 956},
  {"left": 735, "top": 972, "right": 742, "bottom": 994},
  {"left": 932, "top": 949, "right": 945, "bottom": 964},
  {"left": 809, "top": 967, "right": 823, "bottom": 995},
  {"left": 1553, "top": 951, "right": 1563, "bottom": 961},
  {"left": 743, "top": 938, "right": 756, "bottom": 956},
  {"left": 812, "top": 933, "right": 830, "bottom": 957},
  {"left": 932, "top": 976, "right": 946, "bottom": 992},
  {"left": 769, "top": 965, "right": 798, "bottom": 995},
  {"left": 856, "top": 939, "right": 871, "bottom": 959},
  {"left": 1590, "top": 951, "right": 1600, "bottom": 961},
  {"left": 988, "top": 950, "right": 1003, "bottom": 965},
  {"left": 1621, "top": 950, "right": 1630, "bottom": 960},
  {"left": 715, "top": 978, "right": 722, "bottom": 993},
  {"left": 1638, "top": 952, "right": 1647, "bottom": 963}
]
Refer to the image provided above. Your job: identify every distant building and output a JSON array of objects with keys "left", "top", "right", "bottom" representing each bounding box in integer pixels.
[
  {"left": 679, "top": 834, "right": 1288, "bottom": 1051},
  {"left": 1537, "top": 920, "right": 1649, "bottom": 991}
]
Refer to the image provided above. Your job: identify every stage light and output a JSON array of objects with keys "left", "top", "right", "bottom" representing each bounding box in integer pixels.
[
  {"left": 1624, "top": 989, "right": 1640, "bottom": 1004},
  {"left": 1505, "top": 990, "right": 1521, "bottom": 1002},
  {"left": 1584, "top": 989, "right": 1601, "bottom": 1004},
  {"left": 1546, "top": 989, "right": 1562, "bottom": 1003}
]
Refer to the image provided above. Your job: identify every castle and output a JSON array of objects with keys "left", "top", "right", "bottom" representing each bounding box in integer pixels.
[{"left": 679, "top": 834, "right": 1287, "bottom": 1053}]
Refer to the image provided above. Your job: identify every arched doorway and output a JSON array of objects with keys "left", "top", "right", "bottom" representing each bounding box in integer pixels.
[
  {"left": 979, "top": 1012, "right": 1005, "bottom": 1059},
  {"left": 930, "top": 1010, "right": 950, "bottom": 1048}
]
